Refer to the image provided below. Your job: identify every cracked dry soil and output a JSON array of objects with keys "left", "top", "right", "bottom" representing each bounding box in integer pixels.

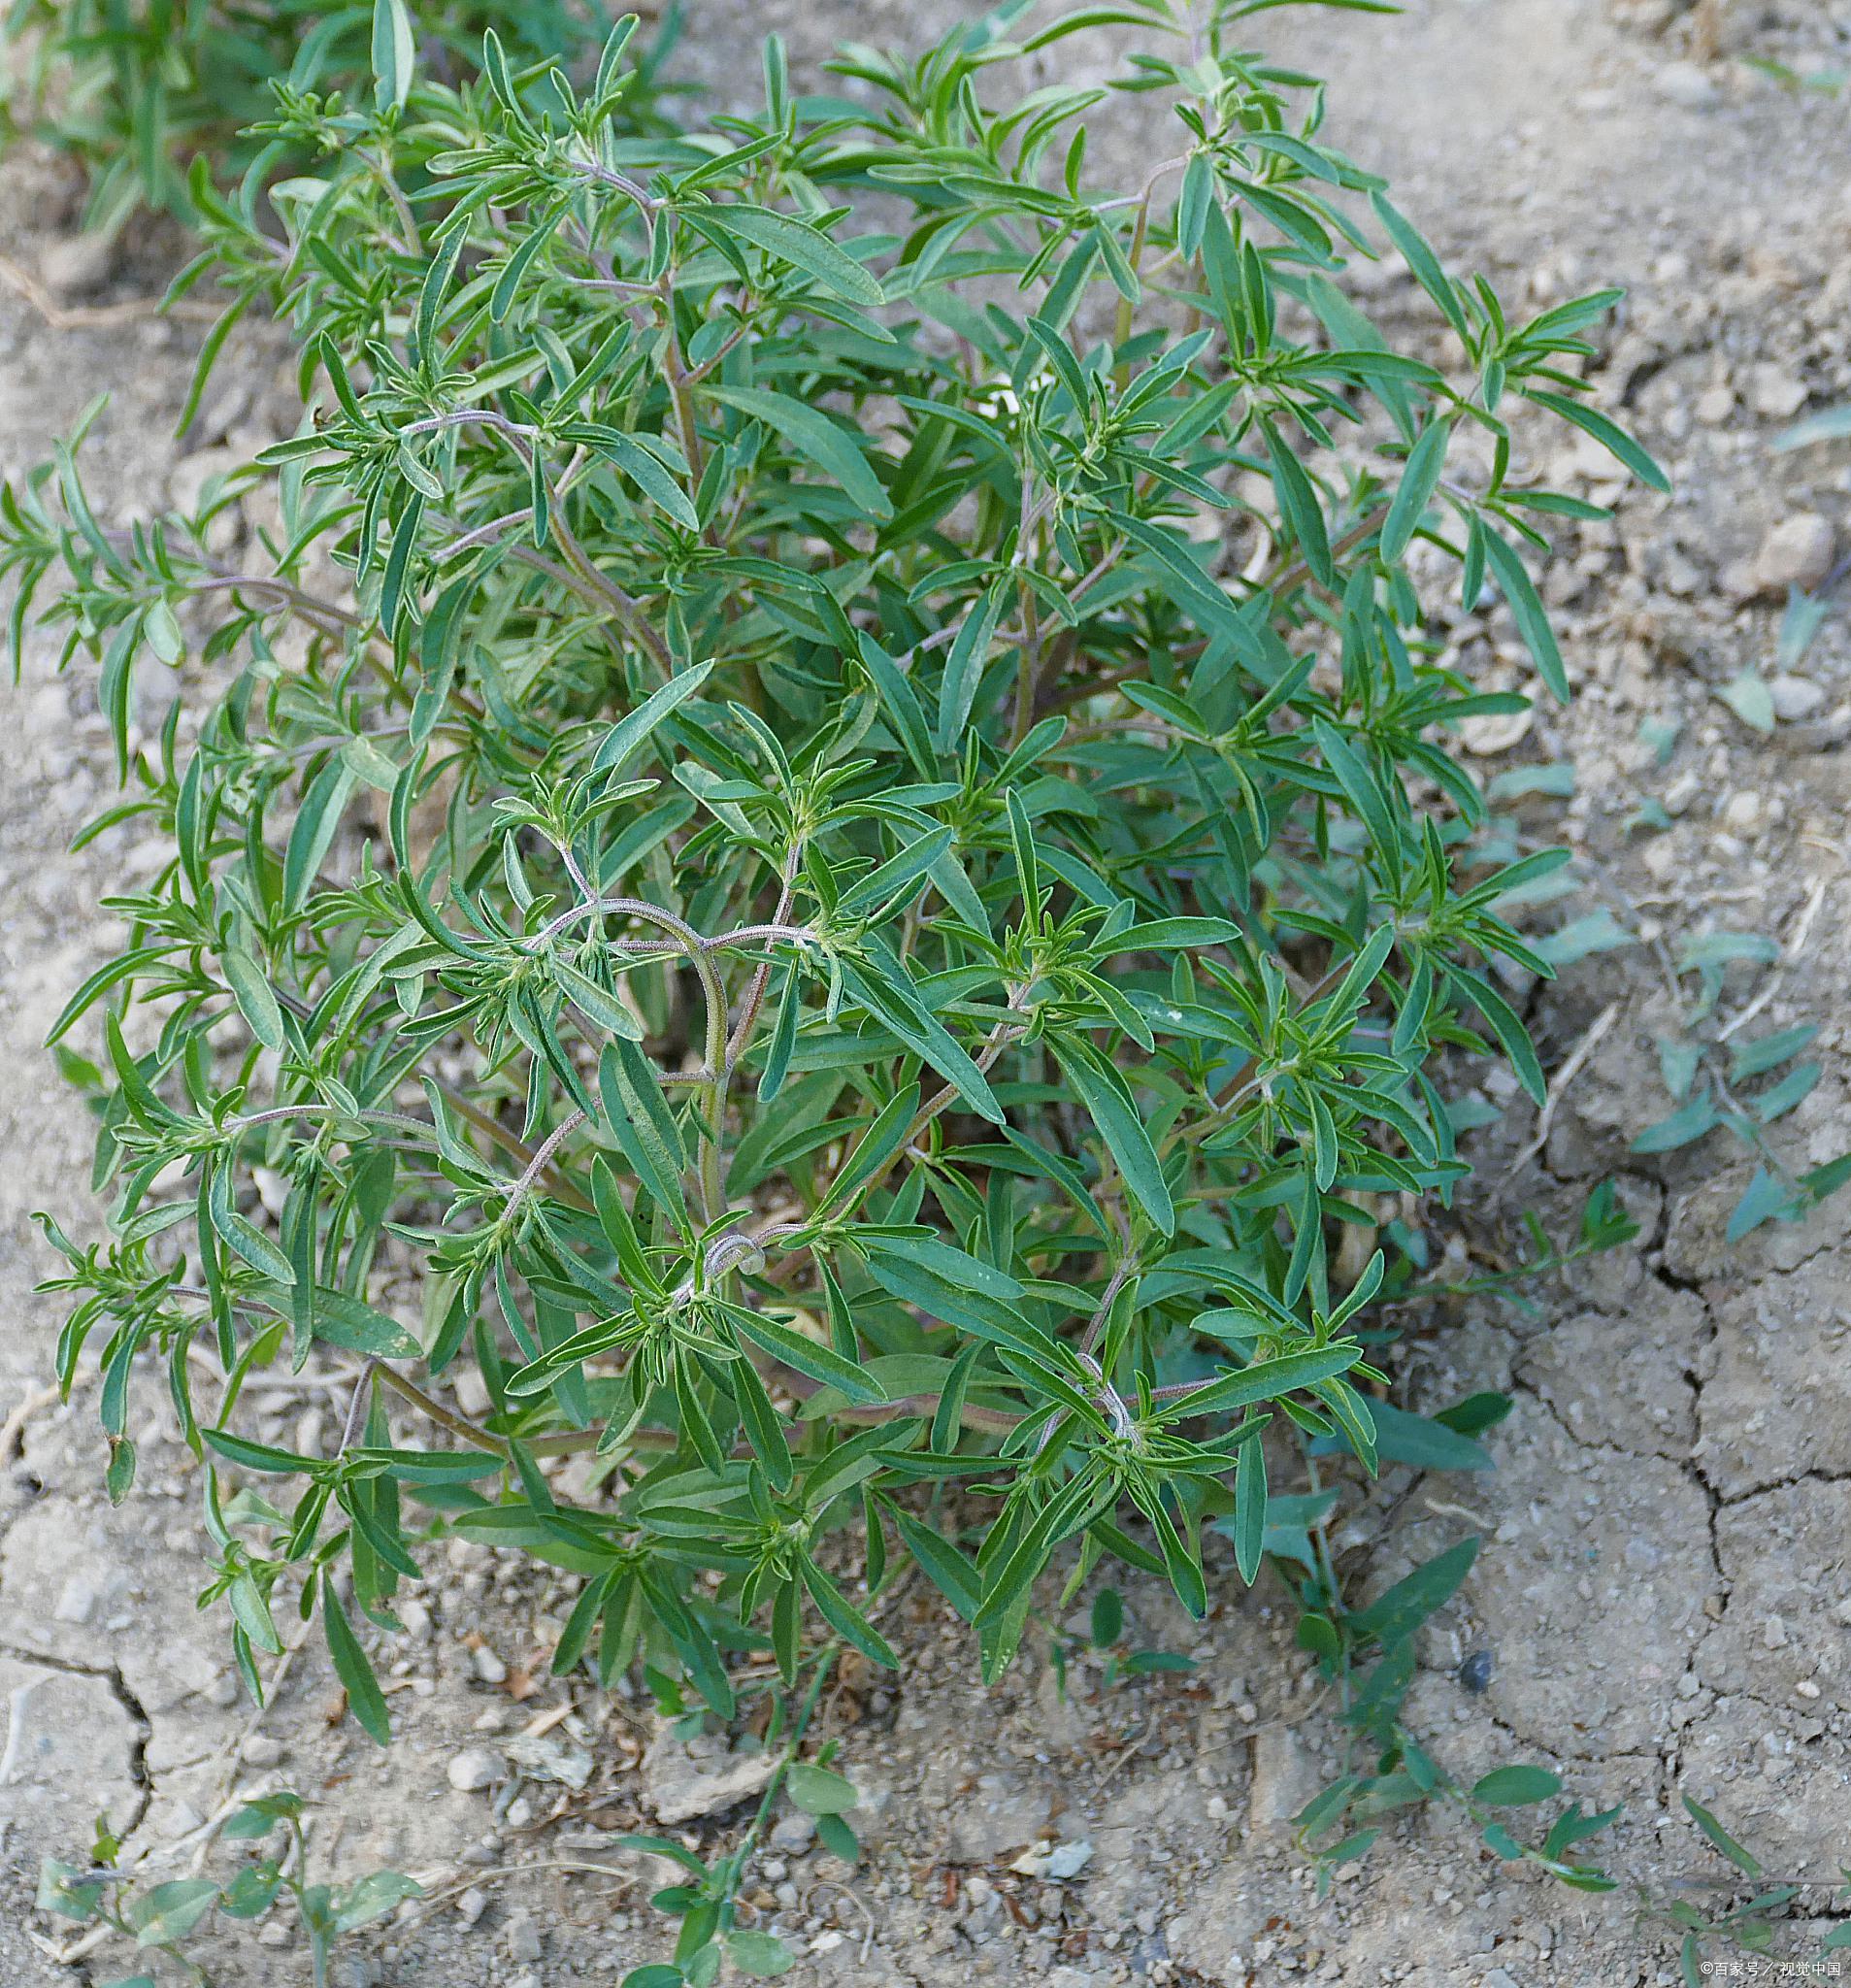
[{"left": 5, "top": 0, "right": 1851, "bottom": 1982}]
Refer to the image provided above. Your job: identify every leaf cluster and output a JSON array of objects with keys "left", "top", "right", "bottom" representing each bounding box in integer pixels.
[{"left": 0, "top": 0, "right": 683, "bottom": 230}]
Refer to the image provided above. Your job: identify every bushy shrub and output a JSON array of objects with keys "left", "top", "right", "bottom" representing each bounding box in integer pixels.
[{"left": 10, "top": 0, "right": 1670, "bottom": 1934}]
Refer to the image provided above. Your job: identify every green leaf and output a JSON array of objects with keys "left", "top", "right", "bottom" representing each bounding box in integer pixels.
[
  {"left": 1049, "top": 1038, "right": 1173, "bottom": 1235},
  {"left": 1232, "top": 1436, "right": 1266, "bottom": 1584},
  {"left": 282, "top": 760, "right": 356, "bottom": 914},
  {"left": 599, "top": 1040, "right": 690, "bottom": 1228},
  {"left": 839, "top": 826, "right": 956, "bottom": 920},
  {"left": 1731, "top": 1023, "right": 1817, "bottom": 1081},
  {"left": 1471, "top": 1765, "right": 1562, "bottom": 1806},
  {"left": 1263, "top": 421, "right": 1333, "bottom": 588},
  {"left": 1715, "top": 668, "right": 1775, "bottom": 735},
  {"left": 1774, "top": 403, "right": 1851, "bottom": 450},
  {"left": 1370, "top": 194, "right": 1468, "bottom": 336},
  {"left": 708, "top": 206, "right": 883, "bottom": 307},
  {"left": 1532, "top": 910, "right": 1634, "bottom": 970},
  {"left": 37, "top": 1859, "right": 106, "bottom": 1922},
  {"left": 858, "top": 636, "right": 937, "bottom": 779},
  {"left": 1448, "top": 967, "right": 1546, "bottom": 1107},
  {"left": 554, "top": 958, "right": 647, "bottom": 1043},
  {"left": 1523, "top": 388, "right": 1669, "bottom": 493},
  {"left": 128, "top": 1879, "right": 219, "bottom": 1946},
  {"left": 1683, "top": 1796, "right": 1762, "bottom": 1876},
  {"left": 1163, "top": 1342, "right": 1361, "bottom": 1420},
  {"left": 592, "top": 660, "right": 714, "bottom": 776},
  {"left": 840, "top": 953, "right": 1002, "bottom": 1125},
  {"left": 724, "top": 1302, "right": 887, "bottom": 1406},
  {"left": 786, "top": 1762, "right": 860, "bottom": 1813},
  {"left": 298, "top": 1287, "right": 420, "bottom": 1358},
  {"left": 587, "top": 430, "right": 701, "bottom": 530},
  {"left": 800, "top": 1555, "right": 898, "bottom": 1667},
  {"left": 725, "top": 1929, "right": 796, "bottom": 1978},
  {"left": 1378, "top": 419, "right": 1449, "bottom": 564},
  {"left": 209, "top": 1174, "right": 297, "bottom": 1285},
  {"left": 1754, "top": 1060, "right": 1819, "bottom": 1125},
  {"left": 1630, "top": 1097, "right": 1719, "bottom": 1154},
  {"left": 1354, "top": 1400, "right": 1492, "bottom": 1473},
  {"left": 1092, "top": 917, "right": 1242, "bottom": 956},
  {"left": 1312, "top": 718, "right": 1403, "bottom": 887},
  {"left": 221, "top": 946, "right": 284, "bottom": 1050},
  {"left": 333, "top": 1869, "right": 422, "bottom": 1934},
  {"left": 1480, "top": 527, "right": 1569, "bottom": 703},
  {"left": 1726, "top": 1168, "right": 1799, "bottom": 1243},
  {"left": 892, "top": 1507, "right": 981, "bottom": 1620},
  {"left": 705, "top": 385, "right": 892, "bottom": 520},
  {"left": 935, "top": 585, "right": 1006, "bottom": 752},
  {"left": 371, "top": 0, "right": 414, "bottom": 111},
  {"left": 203, "top": 1426, "right": 316, "bottom": 1474},
  {"left": 1348, "top": 1537, "right": 1478, "bottom": 1648},
  {"left": 323, "top": 1588, "right": 391, "bottom": 1744}
]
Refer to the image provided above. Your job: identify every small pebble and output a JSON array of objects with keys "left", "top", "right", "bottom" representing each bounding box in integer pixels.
[
  {"left": 1656, "top": 60, "right": 1719, "bottom": 111},
  {"left": 39, "top": 232, "right": 115, "bottom": 301},
  {"left": 504, "top": 1906, "right": 544, "bottom": 1962},
  {"left": 1746, "top": 364, "right": 1808, "bottom": 421},
  {"left": 53, "top": 1575, "right": 96, "bottom": 1625},
  {"left": 770, "top": 1811, "right": 817, "bottom": 1852},
  {"left": 447, "top": 1746, "right": 503, "bottom": 1793},
  {"left": 1458, "top": 1650, "right": 1495, "bottom": 1695},
  {"left": 1750, "top": 514, "right": 1835, "bottom": 596},
  {"left": 1768, "top": 674, "right": 1827, "bottom": 722}
]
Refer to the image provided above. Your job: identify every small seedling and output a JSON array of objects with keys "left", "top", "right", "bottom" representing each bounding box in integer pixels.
[
  {"left": 37, "top": 1791, "right": 418, "bottom": 1988},
  {"left": 1636, "top": 1797, "right": 1851, "bottom": 1984},
  {"left": 1051, "top": 1583, "right": 1198, "bottom": 1695}
]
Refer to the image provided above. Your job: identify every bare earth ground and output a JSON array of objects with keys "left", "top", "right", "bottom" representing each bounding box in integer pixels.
[{"left": 4, "top": 1, "right": 1851, "bottom": 1982}]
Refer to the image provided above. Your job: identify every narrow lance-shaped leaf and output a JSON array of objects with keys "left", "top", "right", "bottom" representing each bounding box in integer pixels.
[
  {"left": 371, "top": 0, "right": 414, "bottom": 110},
  {"left": 701, "top": 204, "right": 884, "bottom": 308},
  {"left": 1481, "top": 526, "right": 1569, "bottom": 704},
  {"left": 1049, "top": 1037, "right": 1174, "bottom": 1236},
  {"left": 704, "top": 385, "right": 893, "bottom": 520}
]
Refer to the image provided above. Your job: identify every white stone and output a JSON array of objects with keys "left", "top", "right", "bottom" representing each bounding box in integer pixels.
[
  {"left": 1246, "top": 1726, "right": 1322, "bottom": 1833},
  {"left": 39, "top": 233, "right": 115, "bottom": 302},
  {"left": 1768, "top": 674, "right": 1827, "bottom": 722},
  {"left": 52, "top": 1575, "right": 96, "bottom": 1624},
  {"left": 641, "top": 1720, "right": 777, "bottom": 1825},
  {"left": 1746, "top": 365, "right": 1808, "bottom": 421},
  {"left": 1753, "top": 514, "right": 1834, "bottom": 596},
  {"left": 1656, "top": 61, "right": 1720, "bottom": 110},
  {"left": 447, "top": 1745, "right": 503, "bottom": 1793},
  {"left": 504, "top": 1906, "right": 544, "bottom": 1962},
  {"left": 1043, "top": 1839, "right": 1095, "bottom": 1879}
]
